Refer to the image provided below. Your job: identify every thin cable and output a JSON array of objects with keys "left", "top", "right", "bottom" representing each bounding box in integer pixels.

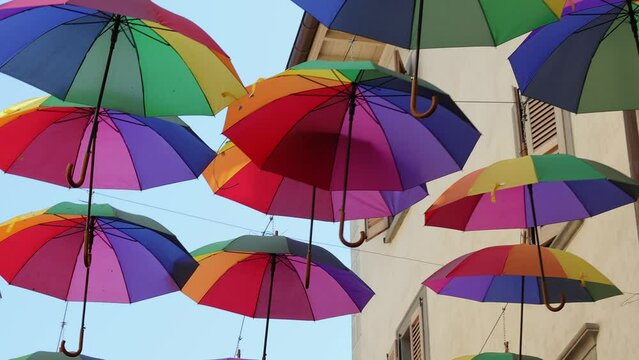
[
  {"left": 479, "top": 304, "right": 508, "bottom": 353},
  {"left": 91, "top": 191, "right": 444, "bottom": 267},
  {"left": 234, "top": 316, "right": 246, "bottom": 357},
  {"left": 92, "top": 192, "right": 259, "bottom": 233},
  {"left": 56, "top": 301, "right": 70, "bottom": 351}
]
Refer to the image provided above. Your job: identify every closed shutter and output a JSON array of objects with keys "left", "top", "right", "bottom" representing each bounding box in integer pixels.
[
  {"left": 523, "top": 98, "right": 559, "bottom": 155},
  {"left": 409, "top": 309, "right": 424, "bottom": 360}
]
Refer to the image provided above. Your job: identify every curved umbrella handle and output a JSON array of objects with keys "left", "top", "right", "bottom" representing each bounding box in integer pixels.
[
  {"left": 66, "top": 150, "right": 90, "bottom": 188},
  {"left": 410, "top": 75, "right": 439, "bottom": 119},
  {"left": 59, "top": 327, "right": 84, "bottom": 357},
  {"left": 540, "top": 277, "right": 566, "bottom": 312},
  {"left": 338, "top": 209, "right": 367, "bottom": 248}
]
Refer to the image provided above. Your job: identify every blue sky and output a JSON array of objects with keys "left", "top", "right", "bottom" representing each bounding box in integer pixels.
[{"left": 0, "top": 1, "right": 356, "bottom": 359}]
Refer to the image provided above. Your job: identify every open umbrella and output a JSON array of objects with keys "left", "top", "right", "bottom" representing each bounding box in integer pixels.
[
  {"left": 12, "top": 352, "right": 103, "bottom": 360},
  {"left": 0, "top": 0, "right": 245, "bottom": 269},
  {"left": 290, "top": 0, "right": 570, "bottom": 117},
  {"left": 423, "top": 154, "right": 635, "bottom": 358},
  {"left": 182, "top": 234, "right": 374, "bottom": 360},
  {"left": 424, "top": 244, "right": 621, "bottom": 359},
  {"left": 454, "top": 353, "right": 541, "bottom": 360},
  {"left": 224, "top": 60, "right": 479, "bottom": 247},
  {"left": 509, "top": 0, "right": 639, "bottom": 113},
  {"left": 204, "top": 141, "right": 428, "bottom": 286},
  {"left": 0, "top": 202, "right": 198, "bottom": 356},
  {"left": 0, "top": 96, "right": 216, "bottom": 189}
]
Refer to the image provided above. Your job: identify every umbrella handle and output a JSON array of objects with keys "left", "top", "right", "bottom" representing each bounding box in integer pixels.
[
  {"left": 540, "top": 276, "right": 566, "bottom": 312},
  {"left": 66, "top": 151, "right": 90, "bottom": 188},
  {"left": 59, "top": 326, "right": 84, "bottom": 357},
  {"left": 410, "top": 75, "right": 438, "bottom": 119},
  {"left": 338, "top": 209, "right": 367, "bottom": 248}
]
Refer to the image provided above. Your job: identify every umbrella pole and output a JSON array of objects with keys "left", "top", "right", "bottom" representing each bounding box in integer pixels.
[
  {"left": 338, "top": 87, "right": 367, "bottom": 248},
  {"left": 305, "top": 186, "right": 317, "bottom": 288},
  {"left": 519, "top": 276, "right": 525, "bottom": 360},
  {"left": 624, "top": 0, "right": 639, "bottom": 55},
  {"left": 409, "top": 0, "right": 438, "bottom": 118},
  {"left": 527, "top": 184, "right": 566, "bottom": 312},
  {"left": 262, "top": 254, "right": 277, "bottom": 360},
  {"left": 60, "top": 219, "right": 94, "bottom": 357}
]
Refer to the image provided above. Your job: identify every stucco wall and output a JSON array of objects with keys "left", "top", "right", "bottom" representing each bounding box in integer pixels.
[{"left": 351, "top": 41, "right": 639, "bottom": 360}]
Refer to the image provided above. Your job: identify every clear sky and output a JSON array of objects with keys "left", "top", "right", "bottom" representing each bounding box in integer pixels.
[{"left": 0, "top": 1, "right": 356, "bottom": 359}]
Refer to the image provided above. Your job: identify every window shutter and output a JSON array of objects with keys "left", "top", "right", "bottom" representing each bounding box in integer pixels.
[
  {"left": 409, "top": 309, "right": 424, "bottom": 360},
  {"left": 523, "top": 98, "right": 559, "bottom": 155},
  {"left": 388, "top": 339, "right": 399, "bottom": 360},
  {"left": 365, "top": 216, "right": 393, "bottom": 240}
]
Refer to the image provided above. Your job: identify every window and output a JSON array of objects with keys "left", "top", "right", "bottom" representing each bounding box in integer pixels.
[
  {"left": 389, "top": 288, "right": 428, "bottom": 360},
  {"left": 558, "top": 323, "right": 599, "bottom": 360},
  {"left": 514, "top": 89, "right": 582, "bottom": 246}
]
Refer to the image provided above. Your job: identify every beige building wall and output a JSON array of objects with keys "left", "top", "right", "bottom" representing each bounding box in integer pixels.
[{"left": 349, "top": 41, "right": 639, "bottom": 360}]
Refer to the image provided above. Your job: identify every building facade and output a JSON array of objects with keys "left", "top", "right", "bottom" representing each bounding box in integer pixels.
[{"left": 289, "top": 14, "right": 639, "bottom": 360}]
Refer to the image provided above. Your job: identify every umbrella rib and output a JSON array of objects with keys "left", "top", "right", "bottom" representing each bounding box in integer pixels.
[
  {"left": 63, "top": 230, "right": 90, "bottom": 300},
  {"left": 93, "top": 227, "right": 115, "bottom": 249},
  {"left": 296, "top": 74, "right": 348, "bottom": 94},
  {"left": 51, "top": 5, "right": 112, "bottom": 20},
  {"left": 361, "top": 98, "right": 409, "bottom": 115},
  {"left": 283, "top": 256, "right": 316, "bottom": 321},
  {"left": 107, "top": 113, "right": 147, "bottom": 127},
  {"left": 598, "top": 0, "right": 627, "bottom": 11},
  {"left": 61, "top": 20, "right": 111, "bottom": 26},
  {"left": 52, "top": 214, "right": 86, "bottom": 226},
  {"left": 117, "top": 20, "right": 137, "bottom": 49},
  {"left": 127, "top": 21, "right": 178, "bottom": 33},
  {"left": 109, "top": 115, "right": 145, "bottom": 189},
  {"left": 353, "top": 97, "right": 382, "bottom": 124},
  {"left": 574, "top": 13, "right": 623, "bottom": 34},
  {"left": 356, "top": 77, "right": 399, "bottom": 97},
  {"left": 602, "top": 14, "right": 631, "bottom": 41},
  {"left": 127, "top": 24, "right": 171, "bottom": 47},
  {"left": 127, "top": 23, "right": 148, "bottom": 118},
  {"left": 50, "top": 228, "right": 86, "bottom": 240},
  {"left": 252, "top": 255, "right": 274, "bottom": 318}
]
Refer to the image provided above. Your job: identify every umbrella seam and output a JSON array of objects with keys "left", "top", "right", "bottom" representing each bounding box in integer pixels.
[
  {"left": 265, "top": 174, "right": 287, "bottom": 216},
  {"left": 146, "top": 23, "right": 216, "bottom": 116},
  {"left": 574, "top": 5, "right": 624, "bottom": 112},
  {"left": 0, "top": 7, "right": 102, "bottom": 70},
  {"left": 127, "top": 20, "right": 148, "bottom": 118},
  {"left": 284, "top": 256, "right": 316, "bottom": 321},
  {"left": 329, "top": 0, "right": 349, "bottom": 28},
  {"left": 3, "top": 108, "right": 84, "bottom": 175},
  {"left": 62, "top": 16, "right": 113, "bottom": 99},
  {"left": 561, "top": 180, "right": 596, "bottom": 218},
  {"left": 476, "top": 0, "right": 498, "bottom": 45},
  {"left": 108, "top": 111, "right": 144, "bottom": 190},
  {"left": 63, "top": 224, "right": 90, "bottom": 300},
  {"left": 252, "top": 254, "right": 274, "bottom": 318},
  {"left": 96, "top": 220, "right": 134, "bottom": 303}
]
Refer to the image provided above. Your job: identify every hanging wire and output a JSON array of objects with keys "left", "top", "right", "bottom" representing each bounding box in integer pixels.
[
  {"left": 502, "top": 305, "right": 508, "bottom": 352},
  {"left": 234, "top": 316, "right": 246, "bottom": 357},
  {"left": 479, "top": 304, "right": 508, "bottom": 353},
  {"left": 56, "top": 301, "right": 70, "bottom": 351},
  {"left": 262, "top": 216, "right": 274, "bottom": 236},
  {"left": 342, "top": 35, "right": 357, "bottom": 61}
]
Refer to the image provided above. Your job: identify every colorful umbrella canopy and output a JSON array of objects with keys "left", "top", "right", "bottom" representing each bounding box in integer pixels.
[
  {"left": 290, "top": 0, "right": 570, "bottom": 117},
  {"left": 0, "top": 0, "right": 245, "bottom": 116},
  {"left": 224, "top": 60, "right": 478, "bottom": 246},
  {"left": 291, "top": 0, "right": 567, "bottom": 49},
  {"left": 205, "top": 141, "right": 427, "bottom": 287},
  {"left": 0, "top": 96, "right": 216, "bottom": 189},
  {"left": 205, "top": 142, "right": 428, "bottom": 222},
  {"left": 424, "top": 154, "right": 639, "bottom": 231},
  {"left": 424, "top": 244, "right": 621, "bottom": 304},
  {"left": 454, "top": 353, "right": 541, "bottom": 360},
  {"left": 183, "top": 235, "right": 374, "bottom": 360},
  {"left": 12, "top": 352, "right": 103, "bottom": 360},
  {"left": 0, "top": 202, "right": 198, "bottom": 355},
  {"left": 425, "top": 244, "right": 620, "bottom": 359},
  {"left": 509, "top": 0, "right": 639, "bottom": 113}
]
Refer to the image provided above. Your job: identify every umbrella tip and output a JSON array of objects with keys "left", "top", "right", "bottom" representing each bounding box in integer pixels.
[{"left": 274, "top": 230, "right": 279, "bottom": 236}]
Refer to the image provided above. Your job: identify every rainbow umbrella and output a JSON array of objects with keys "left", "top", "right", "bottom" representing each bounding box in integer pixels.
[
  {"left": 0, "top": 0, "right": 245, "bottom": 117},
  {"left": 423, "top": 154, "right": 636, "bottom": 357},
  {"left": 182, "top": 235, "right": 374, "bottom": 360},
  {"left": 224, "top": 60, "right": 478, "bottom": 247},
  {"left": 509, "top": 0, "right": 639, "bottom": 113},
  {"left": 0, "top": 96, "right": 215, "bottom": 189},
  {"left": 290, "top": 0, "right": 570, "bottom": 117},
  {"left": 454, "top": 353, "right": 541, "bottom": 360},
  {"left": 0, "top": 202, "right": 198, "bottom": 356},
  {"left": 12, "top": 352, "right": 102, "bottom": 360},
  {"left": 204, "top": 142, "right": 428, "bottom": 286},
  {"left": 424, "top": 244, "right": 621, "bottom": 358},
  {"left": 424, "top": 154, "right": 639, "bottom": 231}
]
